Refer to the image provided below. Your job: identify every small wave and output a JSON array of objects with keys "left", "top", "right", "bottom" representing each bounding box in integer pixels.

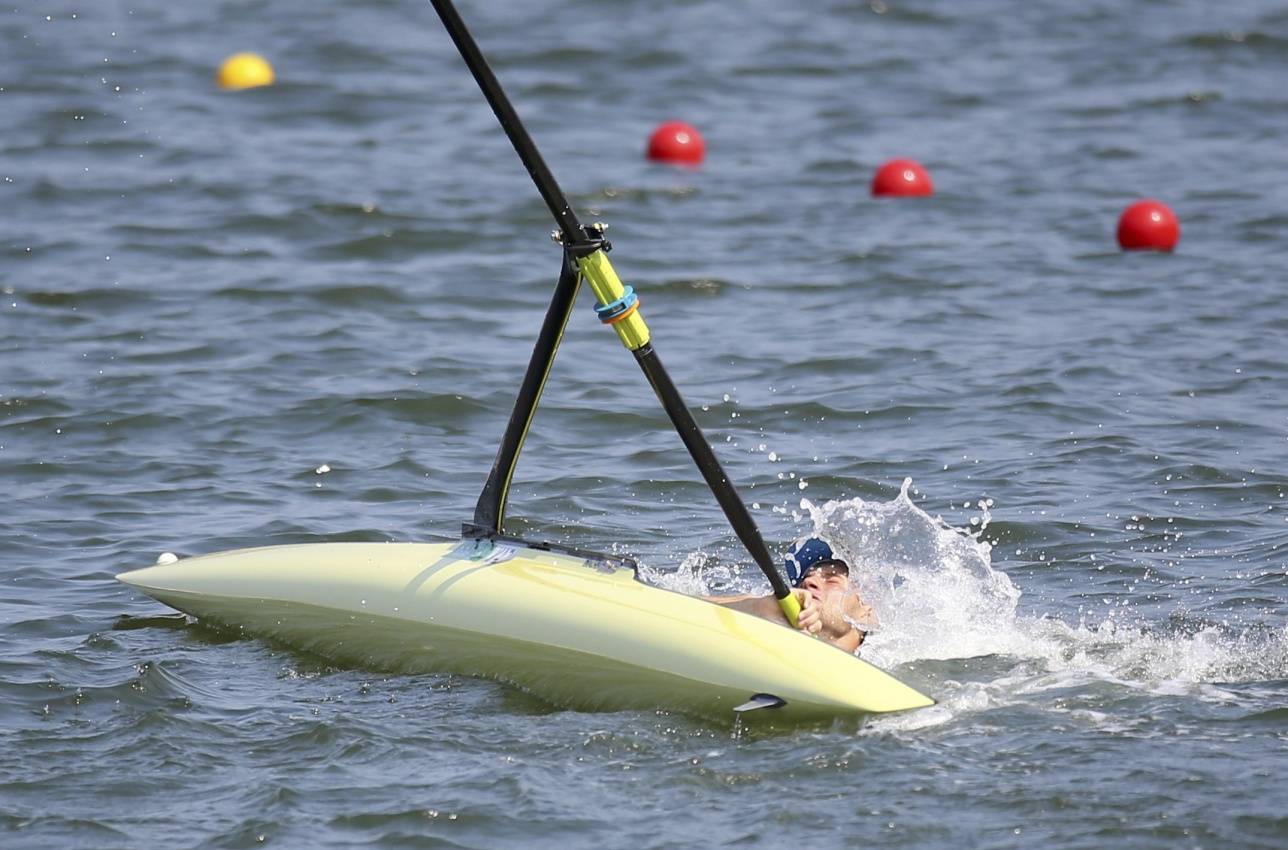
[
  {"left": 1, "top": 660, "right": 202, "bottom": 727},
  {"left": 574, "top": 185, "right": 703, "bottom": 205},
  {"left": 643, "top": 277, "right": 735, "bottom": 296},
  {"left": 315, "top": 228, "right": 479, "bottom": 261},
  {"left": 349, "top": 392, "right": 491, "bottom": 425},
  {"left": 500, "top": 45, "right": 605, "bottom": 67},
  {"left": 304, "top": 284, "right": 413, "bottom": 307},
  {"left": 1176, "top": 30, "right": 1288, "bottom": 52},
  {"left": 19, "top": 287, "right": 157, "bottom": 311},
  {"left": 112, "top": 613, "right": 192, "bottom": 632}
]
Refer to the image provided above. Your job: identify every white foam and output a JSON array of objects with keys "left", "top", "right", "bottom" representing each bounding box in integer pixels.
[
  {"left": 640, "top": 550, "right": 737, "bottom": 598},
  {"left": 805, "top": 479, "right": 1024, "bottom": 668},
  {"left": 658, "top": 479, "right": 1288, "bottom": 723}
]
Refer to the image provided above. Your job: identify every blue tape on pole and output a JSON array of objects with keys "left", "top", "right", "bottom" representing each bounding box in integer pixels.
[{"left": 593, "top": 286, "right": 638, "bottom": 323}]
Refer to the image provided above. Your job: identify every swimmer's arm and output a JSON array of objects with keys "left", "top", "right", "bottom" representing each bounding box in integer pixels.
[
  {"left": 705, "top": 590, "right": 822, "bottom": 635},
  {"left": 704, "top": 593, "right": 781, "bottom": 620}
]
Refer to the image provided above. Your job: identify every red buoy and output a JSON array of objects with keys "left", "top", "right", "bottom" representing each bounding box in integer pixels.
[
  {"left": 1117, "top": 199, "right": 1180, "bottom": 252},
  {"left": 871, "top": 158, "right": 934, "bottom": 197},
  {"left": 647, "top": 121, "right": 705, "bottom": 166}
]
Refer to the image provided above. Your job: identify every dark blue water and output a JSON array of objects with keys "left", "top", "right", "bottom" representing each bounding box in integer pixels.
[{"left": 4, "top": 0, "right": 1288, "bottom": 847}]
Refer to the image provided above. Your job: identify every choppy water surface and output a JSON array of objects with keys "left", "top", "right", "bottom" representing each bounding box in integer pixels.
[{"left": 4, "top": 0, "right": 1288, "bottom": 847}]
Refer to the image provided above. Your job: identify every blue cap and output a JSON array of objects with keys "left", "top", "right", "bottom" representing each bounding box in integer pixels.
[{"left": 783, "top": 537, "right": 833, "bottom": 585}]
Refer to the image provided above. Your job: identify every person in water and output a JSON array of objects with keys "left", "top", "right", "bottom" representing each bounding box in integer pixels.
[{"left": 708, "top": 537, "right": 874, "bottom": 653}]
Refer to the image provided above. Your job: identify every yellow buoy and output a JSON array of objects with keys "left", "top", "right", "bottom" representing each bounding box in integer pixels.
[{"left": 217, "top": 53, "right": 275, "bottom": 90}]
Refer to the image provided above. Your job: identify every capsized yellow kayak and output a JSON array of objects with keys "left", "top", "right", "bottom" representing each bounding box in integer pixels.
[{"left": 117, "top": 537, "right": 934, "bottom": 720}]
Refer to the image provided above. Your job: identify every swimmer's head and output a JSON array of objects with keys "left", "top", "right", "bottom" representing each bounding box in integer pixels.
[{"left": 784, "top": 537, "right": 846, "bottom": 586}]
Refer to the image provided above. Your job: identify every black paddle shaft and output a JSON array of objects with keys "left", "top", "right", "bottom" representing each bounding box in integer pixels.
[
  {"left": 427, "top": 0, "right": 588, "bottom": 246},
  {"left": 428, "top": 0, "right": 793, "bottom": 600},
  {"left": 634, "top": 344, "right": 793, "bottom": 600}
]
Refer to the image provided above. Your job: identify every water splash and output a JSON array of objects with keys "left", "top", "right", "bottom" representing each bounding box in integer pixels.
[
  {"left": 660, "top": 479, "right": 1288, "bottom": 719},
  {"left": 809, "top": 482, "right": 1288, "bottom": 686},
  {"left": 646, "top": 550, "right": 737, "bottom": 598},
  {"left": 805, "top": 478, "right": 1023, "bottom": 667}
]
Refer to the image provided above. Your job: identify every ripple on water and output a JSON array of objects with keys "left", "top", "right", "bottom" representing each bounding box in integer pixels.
[{"left": 5, "top": 1, "right": 1288, "bottom": 847}]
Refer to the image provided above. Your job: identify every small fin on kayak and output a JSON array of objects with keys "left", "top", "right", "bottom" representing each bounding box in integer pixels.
[{"left": 733, "top": 693, "right": 787, "bottom": 713}]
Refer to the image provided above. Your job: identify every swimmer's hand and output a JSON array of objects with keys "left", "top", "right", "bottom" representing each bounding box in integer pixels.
[{"left": 792, "top": 589, "right": 823, "bottom": 636}]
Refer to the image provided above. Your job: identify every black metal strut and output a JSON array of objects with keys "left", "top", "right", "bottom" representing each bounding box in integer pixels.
[
  {"left": 468, "top": 227, "right": 609, "bottom": 536},
  {"left": 468, "top": 252, "right": 581, "bottom": 535}
]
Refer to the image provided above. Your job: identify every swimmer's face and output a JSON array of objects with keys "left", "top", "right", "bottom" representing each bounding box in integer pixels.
[
  {"left": 799, "top": 558, "right": 850, "bottom": 598},
  {"left": 800, "top": 562, "right": 870, "bottom": 636},
  {"left": 799, "top": 565, "right": 850, "bottom": 602}
]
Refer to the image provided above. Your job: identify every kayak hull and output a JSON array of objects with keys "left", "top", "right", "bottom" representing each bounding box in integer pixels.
[{"left": 116, "top": 539, "right": 934, "bottom": 720}]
